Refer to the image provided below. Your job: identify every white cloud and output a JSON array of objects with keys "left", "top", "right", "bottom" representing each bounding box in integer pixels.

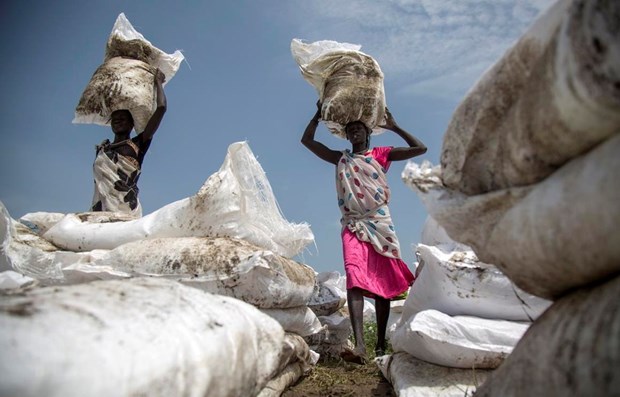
[{"left": 286, "top": 0, "right": 554, "bottom": 100}]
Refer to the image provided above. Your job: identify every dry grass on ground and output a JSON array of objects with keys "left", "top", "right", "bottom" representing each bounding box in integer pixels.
[
  {"left": 284, "top": 322, "right": 396, "bottom": 396},
  {"left": 283, "top": 358, "right": 395, "bottom": 397}
]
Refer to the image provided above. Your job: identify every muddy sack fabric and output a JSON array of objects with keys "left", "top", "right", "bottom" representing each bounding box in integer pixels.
[
  {"left": 440, "top": 0, "right": 620, "bottom": 195},
  {"left": 0, "top": 278, "right": 285, "bottom": 397},
  {"left": 74, "top": 13, "right": 183, "bottom": 132},
  {"left": 291, "top": 38, "right": 386, "bottom": 138}
]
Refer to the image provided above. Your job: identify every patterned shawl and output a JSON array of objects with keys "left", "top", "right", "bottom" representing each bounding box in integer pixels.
[{"left": 336, "top": 149, "right": 402, "bottom": 259}]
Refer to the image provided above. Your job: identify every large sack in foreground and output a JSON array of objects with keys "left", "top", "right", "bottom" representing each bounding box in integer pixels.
[
  {"left": 390, "top": 309, "right": 529, "bottom": 369},
  {"left": 98, "top": 236, "right": 317, "bottom": 309},
  {"left": 441, "top": 0, "right": 620, "bottom": 195},
  {"left": 0, "top": 278, "right": 285, "bottom": 397},
  {"left": 476, "top": 275, "right": 620, "bottom": 397},
  {"left": 376, "top": 352, "right": 491, "bottom": 397},
  {"left": 403, "top": 133, "right": 620, "bottom": 299},
  {"left": 401, "top": 244, "right": 551, "bottom": 322},
  {"left": 42, "top": 142, "right": 314, "bottom": 259},
  {"left": 74, "top": 13, "right": 184, "bottom": 133},
  {"left": 291, "top": 38, "right": 386, "bottom": 138}
]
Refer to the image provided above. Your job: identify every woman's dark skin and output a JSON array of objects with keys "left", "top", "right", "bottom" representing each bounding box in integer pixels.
[
  {"left": 301, "top": 103, "right": 426, "bottom": 359},
  {"left": 301, "top": 104, "right": 426, "bottom": 165},
  {"left": 105, "top": 68, "right": 167, "bottom": 163}
]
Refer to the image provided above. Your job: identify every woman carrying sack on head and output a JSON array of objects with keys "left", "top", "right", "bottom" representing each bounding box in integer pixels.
[{"left": 301, "top": 102, "right": 427, "bottom": 364}]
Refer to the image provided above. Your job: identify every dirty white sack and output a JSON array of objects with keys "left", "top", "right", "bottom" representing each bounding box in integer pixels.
[
  {"left": 376, "top": 352, "right": 491, "bottom": 397},
  {"left": 74, "top": 13, "right": 183, "bottom": 132},
  {"left": 475, "top": 274, "right": 620, "bottom": 396},
  {"left": 307, "top": 271, "right": 347, "bottom": 316},
  {"left": 291, "top": 38, "right": 386, "bottom": 138},
  {"left": 42, "top": 142, "right": 314, "bottom": 259},
  {"left": 260, "top": 306, "right": 324, "bottom": 337},
  {"left": 0, "top": 277, "right": 285, "bottom": 397},
  {"left": 403, "top": 133, "right": 620, "bottom": 299},
  {"left": 440, "top": 0, "right": 620, "bottom": 195},
  {"left": 401, "top": 244, "right": 551, "bottom": 323},
  {"left": 390, "top": 309, "right": 529, "bottom": 369}
]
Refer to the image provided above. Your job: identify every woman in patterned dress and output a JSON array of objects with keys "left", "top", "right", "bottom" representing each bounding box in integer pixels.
[{"left": 301, "top": 102, "right": 426, "bottom": 364}]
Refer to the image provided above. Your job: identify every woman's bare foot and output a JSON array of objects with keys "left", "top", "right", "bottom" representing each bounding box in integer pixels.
[{"left": 340, "top": 346, "right": 368, "bottom": 365}]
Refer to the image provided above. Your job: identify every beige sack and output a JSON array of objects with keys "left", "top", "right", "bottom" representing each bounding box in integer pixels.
[
  {"left": 291, "top": 39, "right": 386, "bottom": 138},
  {"left": 74, "top": 13, "right": 183, "bottom": 133},
  {"left": 74, "top": 57, "right": 157, "bottom": 133},
  {"left": 476, "top": 275, "right": 620, "bottom": 396},
  {"left": 403, "top": 133, "right": 620, "bottom": 299},
  {"left": 441, "top": 0, "right": 620, "bottom": 195}
]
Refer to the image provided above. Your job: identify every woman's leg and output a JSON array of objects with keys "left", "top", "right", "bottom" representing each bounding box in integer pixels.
[
  {"left": 347, "top": 287, "right": 367, "bottom": 356},
  {"left": 375, "top": 296, "right": 390, "bottom": 355}
]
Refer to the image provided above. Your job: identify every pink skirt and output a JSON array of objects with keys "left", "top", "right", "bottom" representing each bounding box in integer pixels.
[{"left": 341, "top": 228, "right": 415, "bottom": 299}]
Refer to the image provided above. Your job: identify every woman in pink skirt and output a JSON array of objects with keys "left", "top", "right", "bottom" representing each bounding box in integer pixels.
[{"left": 301, "top": 103, "right": 426, "bottom": 364}]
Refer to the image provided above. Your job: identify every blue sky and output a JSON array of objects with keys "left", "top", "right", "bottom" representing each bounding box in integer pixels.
[{"left": 0, "top": 0, "right": 552, "bottom": 274}]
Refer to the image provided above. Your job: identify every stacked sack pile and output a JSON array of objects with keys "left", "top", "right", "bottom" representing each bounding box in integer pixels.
[
  {"left": 378, "top": 216, "right": 551, "bottom": 396},
  {"left": 304, "top": 271, "right": 379, "bottom": 361},
  {"left": 303, "top": 271, "right": 351, "bottom": 360},
  {"left": 401, "top": 0, "right": 620, "bottom": 395},
  {"left": 0, "top": 14, "right": 322, "bottom": 397},
  {"left": 0, "top": 142, "right": 321, "bottom": 397}
]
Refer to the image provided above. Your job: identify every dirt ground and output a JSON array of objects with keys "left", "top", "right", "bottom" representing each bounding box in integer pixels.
[{"left": 283, "top": 358, "right": 396, "bottom": 397}]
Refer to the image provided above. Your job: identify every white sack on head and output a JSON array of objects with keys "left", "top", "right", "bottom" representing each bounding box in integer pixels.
[
  {"left": 440, "top": 0, "right": 620, "bottom": 195},
  {"left": 43, "top": 142, "right": 314, "bottom": 259},
  {"left": 291, "top": 38, "right": 386, "bottom": 138},
  {"left": 0, "top": 277, "right": 285, "bottom": 397},
  {"left": 400, "top": 244, "right": 551, "bottom": 323},
  {"left": 403, "top": 133, "right": 620, "bottom": 299},
  {"left": 475, "top": 275, "right": 620, "bottom": 397},
  {"left": 74, "top": 13, "right": 184, "bottom": 132},
  {"left": 74, "top": 57, "right": 157, "bottom": 133},
  {"left": 376, "top": 352, "right": 491, "bottom": 397},
  {"left": 390, "top": 309, "right": 529, "bottom": 369},
  {"left": 104, "top": 13, "right": 184, "bottom": 81}
]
